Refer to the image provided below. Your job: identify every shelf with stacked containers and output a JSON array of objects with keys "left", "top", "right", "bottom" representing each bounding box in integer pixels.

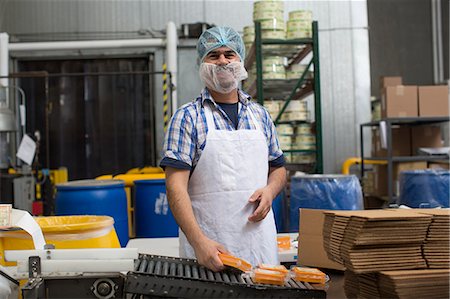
[{"left": 243, "top": 2, "right": 323, "bottom": 174}]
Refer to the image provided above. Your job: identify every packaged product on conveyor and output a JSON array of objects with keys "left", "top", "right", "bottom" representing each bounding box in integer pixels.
[
  {"left": 251, "top": 268, "right": 288, "bottom": 286},
  {"left": 258, "top": 263, "right": 289, "bottom": 275},
  {"left": 291, "top": 266, "right": 327, "bottom": 284},
  {"left": 218, "top": 252, "right": 252, "bottom": 272}
]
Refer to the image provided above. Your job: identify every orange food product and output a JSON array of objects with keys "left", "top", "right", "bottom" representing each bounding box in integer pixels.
[
  {"left": 218, "top": 253, "right": 252, "bottom": 272},
  {"left": 277, "top": 235, "right": 291, "bottom": 250},
  {"left": 291, "top": 267, "right": 326, "bottom": 284},
  {"left": 258, "top": 263, "right": 289, "bottom": 274},
  {"left": 253, "top": 268, "right": 287, "bottom": 286}
]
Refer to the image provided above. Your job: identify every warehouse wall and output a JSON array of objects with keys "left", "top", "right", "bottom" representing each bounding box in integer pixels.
[{"left": 0, "top": 0, "right": 371, "bottom": 174}]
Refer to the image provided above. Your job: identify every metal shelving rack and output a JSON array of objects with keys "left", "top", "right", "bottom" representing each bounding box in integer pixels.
[
  {"left": 360, "top": 116, "right": 450, "bottom": 203},
  {"left": 244, "top": 21, "right": 323, "bottom": 173}
]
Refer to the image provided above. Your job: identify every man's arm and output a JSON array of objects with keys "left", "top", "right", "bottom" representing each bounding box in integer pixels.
[
  {"left": 248, "top": 166, "right": 287, "bottom": 222},
  {"left": 165, "top": 166, "right": 227, "bottom": 271}
]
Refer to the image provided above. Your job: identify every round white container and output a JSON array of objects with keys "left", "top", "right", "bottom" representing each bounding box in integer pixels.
[
  {"left": 278, "top": 135, "right": 293, "bottom": 144},
  {"left": 285, "top": 100, "right": 307, "bottom": 112},
  {"left": 296, "top": 123, "right": 313, "bottom": 134},
  {"left": 254, "top": 10, "right": 284, "bottom": 21},
  {"left": 294, "top": 134, "right": 316, "bottom": 144},
  {"left": 288, "top": 10, "right": 312, "bottom": 21},
  {"left": 286, "top": 29, "right": 312, "bottom": 39},
  {"left": 260, "top": 18, "right": 285, "bottom": 31},
  {"left": 261, "top": 30, "right": 286, "bottom": 39},
  {"left": 244, "top": 25, "right": 255, "bottom": 36},
  {"left": 254, "top": 1, "right": 284, "bottom": 12},
  {"left": 276, "top": 124, "right": 294, "bottom": 135},
  {"left": 263, "top": 72, "right": 286, "bottom": 79},
  {"left": 263, "top": 56, "right": 286, "bottom": 65},
  {"left": 292, "top": 142, "right": 316, "bottom": 150},
  {"left": 291, "top": 152, "right": 315, "bottom": 163},
  {"left": 280, "top": 111, "right": 309, "bottom": 121},
  {"left": 264, "top": 101, "right": 280, "bottom": 113},
  {"left": 287, "top": 19, "right": 311, "bottom": 31}
]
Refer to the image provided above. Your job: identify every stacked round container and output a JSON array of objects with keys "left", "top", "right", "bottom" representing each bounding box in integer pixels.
[
  {"left": 287, "top": 10, "right": 313, "bottom": 39},
  {"left": 253, "top": 0, "right": 286, "bottom": 51},
  {"left": 262, "top": 55, "right": 286, "bottom": 79},
  {"left": 286, "top": 63, "right": 313, "bottom": 80},
  {"left": 280, "top": 100, "right": 309, "bottom": 122},
  {"left": 276, "top": 123, "right": 295, "bottom": 163}
]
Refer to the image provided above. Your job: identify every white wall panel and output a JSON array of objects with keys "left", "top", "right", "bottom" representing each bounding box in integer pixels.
[{"left": 0, "top": 0, "right": 370, "bottom": 173}]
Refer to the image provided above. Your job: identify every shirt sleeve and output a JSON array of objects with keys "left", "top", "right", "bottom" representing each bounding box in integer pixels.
[{"left": 159, "top": 107, "right": 196, "bottom": 170}]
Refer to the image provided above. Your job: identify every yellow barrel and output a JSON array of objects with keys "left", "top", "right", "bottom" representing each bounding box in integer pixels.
[
  {"left": 113, "top": 173, "right": 165, "bottom": 187},
  {"left": 126, "top": 167, "right": 164, "bottom": 174},
  {"left": 112, "top": 173, "right": 166, "bottom": 239},
  {"left": 0, "top": 215, "right": 120, "bottom": 266}
]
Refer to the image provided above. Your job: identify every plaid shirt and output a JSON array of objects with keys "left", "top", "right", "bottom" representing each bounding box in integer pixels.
[{"left": 161, "top": 88, "right": 283, "bottom": 169}]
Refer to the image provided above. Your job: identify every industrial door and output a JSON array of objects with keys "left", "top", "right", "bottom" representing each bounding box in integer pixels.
[{"left": 17, "top": 57, "right": 156, "bottom": 180}]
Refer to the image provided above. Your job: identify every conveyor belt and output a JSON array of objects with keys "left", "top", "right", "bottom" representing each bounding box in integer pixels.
[{"left": 125, "top": 254, "right": 326, "bottom": 298}]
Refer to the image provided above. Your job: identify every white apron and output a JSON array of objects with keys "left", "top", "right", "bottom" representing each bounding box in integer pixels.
[{"left": 179, "top": 102, "right": 278, "bottom": 266}]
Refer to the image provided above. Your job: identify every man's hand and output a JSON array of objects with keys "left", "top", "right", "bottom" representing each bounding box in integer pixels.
[
  {"left": 193, "top": 236, "right": 228, "bottom": 272},
  {"left": 248, "top": 186, "right": 275, "bottom": 222}
]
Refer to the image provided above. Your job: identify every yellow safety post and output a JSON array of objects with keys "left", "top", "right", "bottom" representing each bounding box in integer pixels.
[{"left": 342, "top": 157, "right": 388, "bottom": 175}]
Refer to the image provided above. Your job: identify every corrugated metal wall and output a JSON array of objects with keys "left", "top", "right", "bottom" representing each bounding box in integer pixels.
[{"left": 1, "top": 0, "right": 370, "bottom": 174}]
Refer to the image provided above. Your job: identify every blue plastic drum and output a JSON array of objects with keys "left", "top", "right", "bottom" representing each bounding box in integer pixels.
[
  {"left": 289, "top": 174, "right": 363, "bottom": 232},
  {"left": 55, "top": 179, "right": 129, "bottom": 247},
  {"left": 399, "top": 170, "right": 450, "bottom": 208},
  {"left": 272, "top": 192, "right": 285, "bottom": 233},
  {"left": 134, "top": 179, "right": 179, "bottom": 238}
]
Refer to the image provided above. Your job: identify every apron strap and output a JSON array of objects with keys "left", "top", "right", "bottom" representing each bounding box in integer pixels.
[{"left": 204, "top": 102, "right": 216, "bottom": 132}]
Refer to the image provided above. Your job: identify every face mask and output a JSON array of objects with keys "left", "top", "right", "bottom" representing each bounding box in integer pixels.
[{"left": 199, "top": 61, "right": 248, "bottom": 94}]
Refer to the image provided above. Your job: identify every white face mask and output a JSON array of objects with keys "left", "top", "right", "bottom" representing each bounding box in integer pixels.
[{"left": 199, "top": 61, "right": 248, "bottom": 94}]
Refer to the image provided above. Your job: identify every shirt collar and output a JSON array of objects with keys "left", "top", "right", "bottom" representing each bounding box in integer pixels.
[{"left": 200, "top": 88, "right": 252, "bottom": 107}]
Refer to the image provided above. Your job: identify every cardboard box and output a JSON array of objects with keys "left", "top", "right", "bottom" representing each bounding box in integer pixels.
[
  {"left": 371, "top": 161, "right": 428, "bottom": 196},
  {"left": 380, "top": 76, "right": 402, "bottom": 89},
  {"left": 371, "top": 127, "right": 411, "bottom": 157},
  {"left": 411, "top": 125, "right": 443, "bottom": 154},
  {"left": 418, "top": 85, "right": 449, "bottom": 117},
  {"left": 298, "top": 208, "right": 345, "bottom": 270},
  {"left": 381, "top": 86, "right": 418, "bottom": 118},
  {"left": 428, "top": 161, "right": 450, "bottom": 170}
]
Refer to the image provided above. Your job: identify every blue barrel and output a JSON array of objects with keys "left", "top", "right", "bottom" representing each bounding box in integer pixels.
[
  {"left": 289, "top": 175, "right": 363, "bottom": 232},
  {"left": 134, "top": 179, "right": 179, "bottom": 238},
  {"left": 55, "top": 179, "right": 129, "bottom": 247},
  {"left": 399, "top": 170, "right": 450, "bottom": 208},
  {"left": 272, "top": 192, "right": 286, "bottom": 233}
]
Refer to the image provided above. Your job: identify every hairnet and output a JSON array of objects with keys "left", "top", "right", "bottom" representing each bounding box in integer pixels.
[{"left": 197, "top": 27, "right": 245, "bottom": 63}]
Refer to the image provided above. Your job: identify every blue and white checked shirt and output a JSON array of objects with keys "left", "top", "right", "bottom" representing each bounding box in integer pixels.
[{"left": 160, "top": 88, "right": 284, "bottom": 170}]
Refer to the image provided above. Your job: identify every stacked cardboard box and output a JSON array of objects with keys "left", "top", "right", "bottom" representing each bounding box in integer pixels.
[
  {"left": 379, "top": 76, "right": 449, "bottom": 118},
  {"left": 345, "top": 269, "right": 450, "bottom": 299},
  {"left": 417, "top": 209, "right": 450, "bottom": 268},
  {"left": 321, "top": 208, "right": 450, "bottom": 299}
]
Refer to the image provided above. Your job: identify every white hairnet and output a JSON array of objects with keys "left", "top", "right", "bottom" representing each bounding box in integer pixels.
[{"left": 197, "top": 27, "right": 245, "bottom": 63}]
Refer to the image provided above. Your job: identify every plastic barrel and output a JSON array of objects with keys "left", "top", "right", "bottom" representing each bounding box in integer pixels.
[
  {"left": 0, "top": 215, "right": 120, "bottom": 266},
  {"left": 399, "top": 170, "right": 450, "bottom": 208},
  {"left": 55, "top": 179, "right": 129, "bottom": 247},
  {"left": 134, "top": 179, "right": 179, "bottom": 238},
  {"left": 272, "top": 192, "right": 285, "bottom": 233},
  {"left": 289, "top": 175, "right": 363, "bottom": 232}
]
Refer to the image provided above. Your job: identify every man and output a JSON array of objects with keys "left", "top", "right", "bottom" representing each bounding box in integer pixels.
[{"left": 160, "top": 26, "right": 287, "bottom": 272}]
